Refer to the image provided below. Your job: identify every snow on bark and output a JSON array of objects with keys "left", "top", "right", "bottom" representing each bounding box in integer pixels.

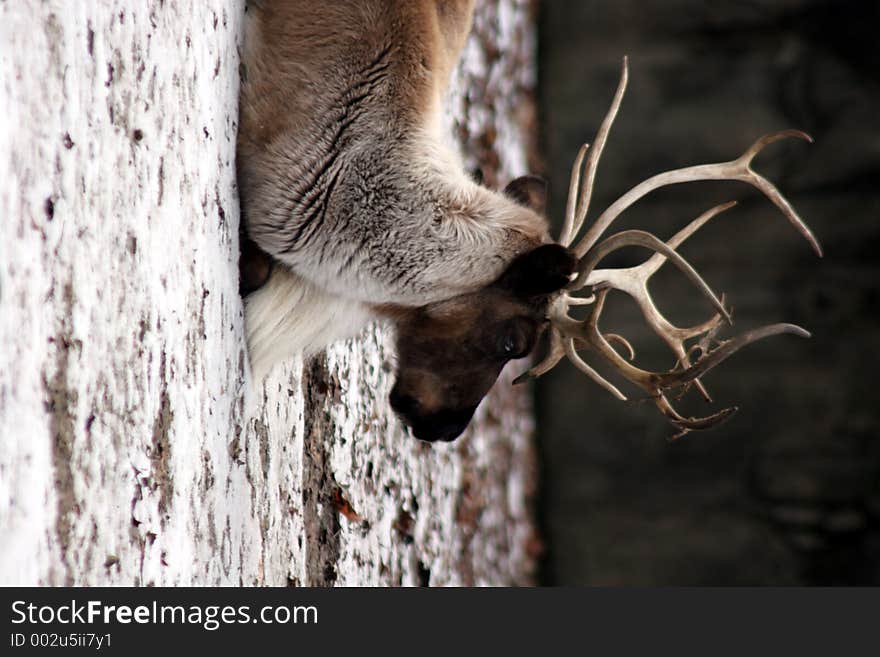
[{"left": 0, "top": 0, "right": 539, "bottom": 586}]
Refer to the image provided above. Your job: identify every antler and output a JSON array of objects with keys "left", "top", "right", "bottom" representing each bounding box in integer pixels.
[{"left": 517, "top": 57, "right": 820, "bottom": 438}]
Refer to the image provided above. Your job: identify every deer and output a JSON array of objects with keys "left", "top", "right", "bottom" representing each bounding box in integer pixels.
[{"left": 237, "top": 0, "right": 820, "bottom": 443}]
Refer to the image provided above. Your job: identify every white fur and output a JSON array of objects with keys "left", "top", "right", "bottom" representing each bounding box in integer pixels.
[{"left": 245, "top": 265, "right": 373, "bottom": 379}]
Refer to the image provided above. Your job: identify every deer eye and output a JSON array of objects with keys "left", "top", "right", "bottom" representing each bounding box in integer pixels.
[{"left": 496, "top": 319, "right": 535, "bottom": 360}]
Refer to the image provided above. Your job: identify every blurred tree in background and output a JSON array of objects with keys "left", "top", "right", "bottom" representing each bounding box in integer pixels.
[{"left": 536, "top": 0, "right": 880, "bottom": 585}]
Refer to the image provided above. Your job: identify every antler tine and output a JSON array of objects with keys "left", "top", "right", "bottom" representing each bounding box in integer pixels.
[
  {"left": 734, "top": 130, "right": 821, "bottom": 257},
  {"left": 583, "top": 202, "right": 736, "bottom": 340},
  {"left": 654, "top": 394, "right": 738, "bottom": 440},
  {"left": 605, "top": 333, "right": 636, "bottom": 361},
  {"left": 655, "top": 323, "right": 811, "bottom": 389},
  {"left": 513, "top": 326, "right": 565, "bottom": 384},
  {"left": 637, "top": 201, "right": 737, "bottom": 279},
  {"left": 563, "top": 338, "right": 627, "bottom": 401},
  {"left": 572, "top": 229, "right": 731, "bottom": 325},
  {"left": 561, "top": 57, "right": 629, "bottom": 247},
  {"left": 559, "top": 142, "right": 589, "bottom": 247},
  {"left": 571, "top": 130, "right": 820, "bottom": 259}
]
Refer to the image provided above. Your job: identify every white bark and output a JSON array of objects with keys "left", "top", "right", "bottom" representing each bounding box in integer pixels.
[{"left": 0, "top": 0, "right": 539, "bottom": 586}]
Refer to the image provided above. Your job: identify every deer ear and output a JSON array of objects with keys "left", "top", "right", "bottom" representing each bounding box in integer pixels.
[
  {"left": 503, "top": 175, "right": 548, "bottom": 215},
  {"left": 498, "top": 243, "right": 577, "bottom": 297}
]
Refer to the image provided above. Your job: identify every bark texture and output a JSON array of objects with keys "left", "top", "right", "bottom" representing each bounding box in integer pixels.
[{"left": 0, "top": 0, "right": 540, "bottom": 586}]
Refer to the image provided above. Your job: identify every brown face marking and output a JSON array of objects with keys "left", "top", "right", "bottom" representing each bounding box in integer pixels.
[{"left": 386, "top": 243, "right": 576, "bottom": 442}]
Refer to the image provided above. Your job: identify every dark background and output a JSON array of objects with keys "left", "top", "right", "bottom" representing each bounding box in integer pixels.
[{"left": 534, "top": 0, "right": 880, "bottom": 585}]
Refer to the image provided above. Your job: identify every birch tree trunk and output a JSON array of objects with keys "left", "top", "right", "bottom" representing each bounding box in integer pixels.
[{"left": 0, "top": 1, "right": 540, "bottom": 586}]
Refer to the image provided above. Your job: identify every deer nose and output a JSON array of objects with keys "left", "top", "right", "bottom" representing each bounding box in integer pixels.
[
  {"left": 412, "top": 420, "right": 467, "bottom": 442},
  {"left": 410, "top": 406, "right": 478, "bottom": 443},
  {"left": 389, "top": 387, "right": 477, "bottom": 442}
]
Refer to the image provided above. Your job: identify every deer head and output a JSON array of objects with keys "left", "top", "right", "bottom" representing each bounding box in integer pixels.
[
  {"left": 386, "top": 242, "right": 575, "bottom": 442},
  {"left": 515, "top": 57, "right": 822, "bottom": 439},
  {"left": 383, "top": 176, "right": 576, "bottom": 442}
]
